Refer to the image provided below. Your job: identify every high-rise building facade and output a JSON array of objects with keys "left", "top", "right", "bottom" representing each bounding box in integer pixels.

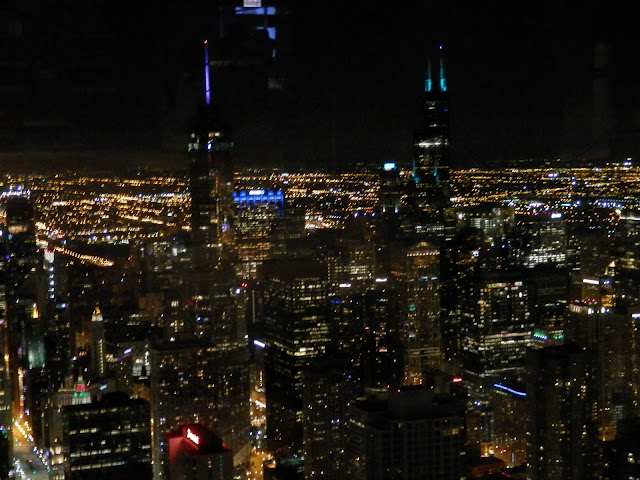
[
  {"left": 188, "top": 42, "right": 235, "bottom": 269},
  {"left": 90, "top": 306, "right": 106, "bottom": 378},
  {"left": 262, "top": 258, "right": 330, "bottom": 456},
  {"left": 149, "top": 338, "right": 250, "bottom": 479},
  {"left": 457, "top": 270, "right": 532, "bottom": 386},
  {"left": 404, "top": 48, "right": 450, "bottom": 239},
  {"left": 526, "top": 344, "right": 600, "bottom": 480},
  {"left": 165, "top": 424, "right": 233, "bottom": 480},
  {"left": 61, "top": 392, "right": 151, "bottom": 480},
  {"left": 302, "top": 360, "right": 352, "bottom": 480},
  {"left": 392, "top": 242, "right": 442, "bottom": 383},
  {"left": 346, "top": 387, "right": 465, "bottom": 480}
]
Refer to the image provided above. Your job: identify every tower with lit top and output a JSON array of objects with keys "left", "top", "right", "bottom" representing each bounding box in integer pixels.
[
  {"left": 71, "top": 375, "right": 90, "bottom": 405},
  {"left": 405, "top": 46, "right": 451, "bottom": 238},
  {"left": 90, "top": 306, "right": 105, "bottom": 378},
  {"left": 189, "top": 40, "right": 235, "bottom": 268}
]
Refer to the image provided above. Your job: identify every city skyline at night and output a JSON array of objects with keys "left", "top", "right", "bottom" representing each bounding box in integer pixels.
[{"left": 2, "top": 2, "right": 640, "bottom": 480}]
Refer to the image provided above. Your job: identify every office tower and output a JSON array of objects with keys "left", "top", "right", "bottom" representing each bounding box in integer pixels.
[
  {"left": 526, "top": 345, "right": 600, "bottom": 480},
  {"left": 165, "top": 424, "right": 233, "bottom": 480},
  {"left": 302, "top": 360, "right": 351, "bottom": 480},
  {"left": 326, "top": 237, "right": 376, "bottom": 291},
  {"left": 459, "top": 204, "right": 515, "bottom": 247},
  {"left": 565, "top": 304, "right": 639, "bottom": 440},
  {"left": 43, "top": 249, "right": 72, "bottom": 393},
  {"left": 507, "top": 211, "right": 569, "bottom": 336},
  {"left": 604, "top": 417, "right": 640, "bottom": 480},
  {"left": 489, "top": 381, "right": 527, "bottom": 466},
  {"left": 47, "top": 375, "right": 118, "bottom": 478},
  {"left": 150, "top": 338, "right": 250, "bottom": 479},
  {"left": 183, "top": 269, "right": 247, "bottom": 349},
  {"left": 346, "top": 387, "right": 465, "bottom": 480},
  {"left": 457, "top": 270, "right": 532, "bottom": 387},
  {"left": 613, "top": 210, "right": 640, "bottom": 306},
  {"left": 526, "top": 263, "right": 567, "bottom": 339},
  {"left": 391, "top": 241, "right": 441, "bottom": 383},
  {"left": 234, "top": 188, "right": 286, "bottom": 280},
  {"left": 403, "top": 48, "right": 450, "bottom": 239},
  {"left": 0, "top": 230, "right": 9, "bottom": 478},
  {"left": 188, "top": 41, "right": 234, "bottom": 268},
  {"left": 512, "top": 211, "right": 567, "bottom": 268},
  {"left": 376, "top": 162, "right": 407, "bottom": 247},
  {"left": 90, "top": 306, "right": 106, "bottom": 378},
  {"left": 361, "top": 284, "right": 405, "bottom": 389},
  {"left": 262, "top": 258, "right": 330, "bottom": 456},
  {"left": 3, "top": 190, "right": 40, "bottom": 430},
  {"left": 61, "top": 392, "right": 151, "bottom": 480}
]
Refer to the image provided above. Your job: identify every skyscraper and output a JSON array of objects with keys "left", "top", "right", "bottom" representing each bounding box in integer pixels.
[
  {"left": 457, "top": 270, "right": 532, "bottom": 387},
  {"left": 389, "top": 242, "right": 442, "bottom": 384},
  {"left": 3, "top": 190, "right": 40, "bottom": 427},
  {"left": 149, "top": 338, "right": 250, "bottom": 479},
  {"left": 526, "top": 344, "right": 600, "bottom": 480},
  {"left": 346, "top": 387, "right": 465, "bottom": 480},
  {"left": 404, "top": 47, "right": 451, "bottom": 238},
  {"left": 188, "top": 41, "right": 235, "bottom": 268},
  {"left": 262, "top": 258, "right": 330, "bottom": 456},
  {"left": 90, "top": 306, "right": 106, "bottom": 378},
  {"left": 61, "top": 392, "right": 151, "bottom": 480}
]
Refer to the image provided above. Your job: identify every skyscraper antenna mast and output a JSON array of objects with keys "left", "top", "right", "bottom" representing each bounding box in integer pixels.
[{"left": 204, "top": 40, "right": 211, "bottom": 105}]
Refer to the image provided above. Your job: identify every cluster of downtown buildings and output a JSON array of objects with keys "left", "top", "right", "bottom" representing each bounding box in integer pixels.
[{"left": 3, "top": 6, "right": 640, "bottom": 480}]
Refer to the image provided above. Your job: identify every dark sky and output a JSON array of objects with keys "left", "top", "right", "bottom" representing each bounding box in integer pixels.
[{"left": 2, "top": 1, "right": 640, "bottom": 170}]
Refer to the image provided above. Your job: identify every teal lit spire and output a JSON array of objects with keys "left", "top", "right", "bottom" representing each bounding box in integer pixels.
[
  {"left": 424, "top": 57, "right": 432, "bottom": 93},
  {"left": 439, "top": 45, "right": 447, "bottom": 92}
]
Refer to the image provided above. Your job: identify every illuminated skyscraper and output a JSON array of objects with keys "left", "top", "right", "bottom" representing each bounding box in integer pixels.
[
  {"left": 457, "top": 270, "right": 532, "bottom": 386},
  {"left": 62, "top": 392, "right": 151, "bottom": 480},
  {"left": 262, "top": 258, "right": 330, "bottom": 456},
  {"left": 188, "top": 41, "right": 235, "bottom": 268},
  {"left": 233, "top": 189, "right": 286, "bottom": 280},
  {"left": 149, "top": 338, "right": 250, "bottom": 479},
  {"left": 90, "top": 306, "right": 106, "bottom": 378},
  {"left": 346, "top": 387, "right": 465, "bottom": 480},
  {"left": 3, "top": 190, "right": 40, "bottom": 426},
  {"left": 302, "top": 360, "right": 351, "bottom": 480},
  {"left": 526, "top": 345, "right": 600, "bottom": 480},
  {"left": 404, "top": 47, "right": 451, "bottom": 238},
  {"left": 391, "top": 242, "right": 442, "bottom": 383},
  {"left": 165, "top": 424, "right": 233, "bottom": 480}
]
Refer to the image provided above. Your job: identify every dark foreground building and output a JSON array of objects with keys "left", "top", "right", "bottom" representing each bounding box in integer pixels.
[
  {"left": 346, "top": 387, "right": 465, "bottom": 480},
  {"left": 61, "top": 392, "right": 151, "bottom": 480}
]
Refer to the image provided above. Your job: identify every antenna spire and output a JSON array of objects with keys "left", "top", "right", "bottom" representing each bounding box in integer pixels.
[
  {"left": 425, "top": 57, "right": 432, "bottom": 93},
  {"left": 439, "top": 45, "right": 447, "bottom": 92},
  {"left": 204, "top": 40, "right": 211, "bottom": 105}
]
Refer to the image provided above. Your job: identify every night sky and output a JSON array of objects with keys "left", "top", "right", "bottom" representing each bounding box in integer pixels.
[{"left": 2, "top": 1, "right": 640, "bottom": 170}]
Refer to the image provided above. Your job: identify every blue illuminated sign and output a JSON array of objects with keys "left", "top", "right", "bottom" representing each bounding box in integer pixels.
[{"left": 233, "top": 189, "right": 284, "bottom": 208}]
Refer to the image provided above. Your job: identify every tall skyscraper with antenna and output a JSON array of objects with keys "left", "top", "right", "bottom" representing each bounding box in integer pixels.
[
  {"left": 188, "top": 40, "right": 235, "bottom": 268},
  {"left": 406, "top": 46, "right": 451, "bottom": 238}
]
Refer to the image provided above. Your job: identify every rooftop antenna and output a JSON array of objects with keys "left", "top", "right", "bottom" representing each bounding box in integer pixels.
[
  {"left": 439, "top": 45, "right": 447, "bottom": 92},
  {"left": 204, "top": 40, "right": 211, "bottom": 105},
  {"left": 425, "top": 57, "right": 432, "bottom": 93}
]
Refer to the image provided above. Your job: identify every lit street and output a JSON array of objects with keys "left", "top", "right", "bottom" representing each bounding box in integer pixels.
[{"left": 13, "top": 420, "right": 49, "bottom": 480}]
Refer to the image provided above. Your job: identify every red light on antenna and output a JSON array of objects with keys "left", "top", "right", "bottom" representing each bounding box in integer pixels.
[{"left": 204, "top": 40, "right": 208, "bottom": 44}]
